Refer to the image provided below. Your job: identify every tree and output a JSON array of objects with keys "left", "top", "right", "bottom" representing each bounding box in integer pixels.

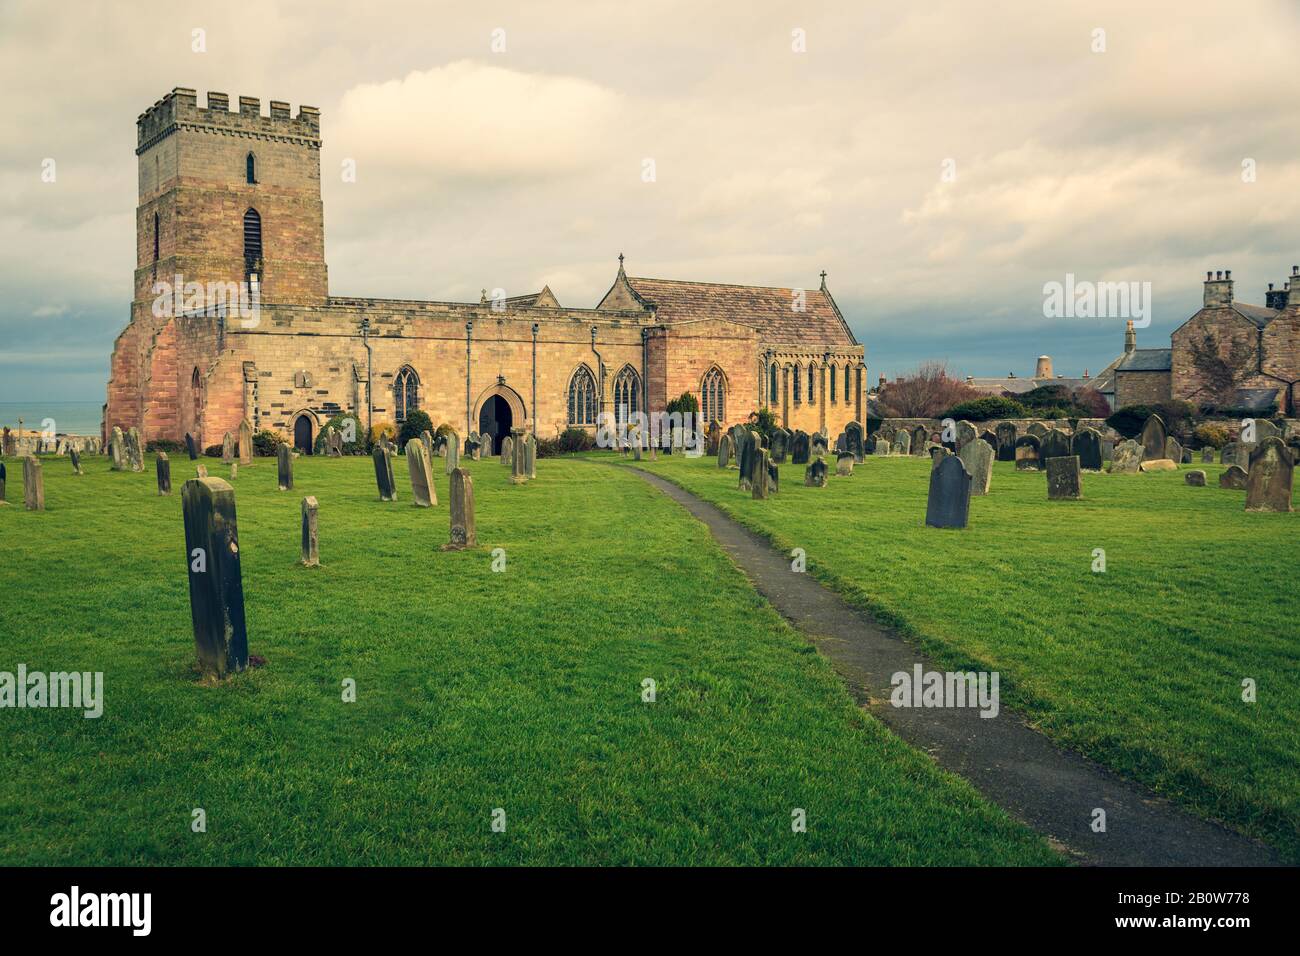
[
  {"left": 1188, "top": 332, "right": 1255, "bottom": 405},
  {"left": 877, "top": 362, "right": 979, "bottom": 418}
]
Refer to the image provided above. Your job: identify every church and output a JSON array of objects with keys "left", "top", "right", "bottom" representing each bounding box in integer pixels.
[{"left": 106, "top": 88, "right": 867, "bottom": 454}]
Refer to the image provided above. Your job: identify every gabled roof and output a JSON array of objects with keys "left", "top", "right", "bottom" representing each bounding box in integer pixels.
[
  {"left": 1116, "top": 348, "right": 1172, "bottom": 372},
  {"left": 1232, "top": 302, "right": 1279, "bottom": 328},
  {"left": 505, "top": 285, "right": 560, "bottom": 309}
]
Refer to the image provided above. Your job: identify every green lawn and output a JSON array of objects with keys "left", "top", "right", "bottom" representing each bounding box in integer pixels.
[
  {"left": 0, "top": 452, "right": 1060, "bottom": 865},
  {"left": 628, "top": 450, "right": 1300, "bottom": 861}
]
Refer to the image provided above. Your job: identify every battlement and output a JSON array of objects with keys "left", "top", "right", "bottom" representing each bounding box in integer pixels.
[{"left": 137, "top": 87, "right": 321, "bottom": 154}]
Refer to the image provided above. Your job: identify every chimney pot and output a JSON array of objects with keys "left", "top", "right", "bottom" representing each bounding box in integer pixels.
[
  {"left": 1207, "top": 271, "right": 1213, "bottom": 281},
  {"left": 1225, "top": 270, "right": 1232, "bottom": 280}
]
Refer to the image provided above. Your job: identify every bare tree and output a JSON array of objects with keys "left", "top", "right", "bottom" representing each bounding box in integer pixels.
[{"left": 877, "top": 362, "right": 979, "bottom": 418}]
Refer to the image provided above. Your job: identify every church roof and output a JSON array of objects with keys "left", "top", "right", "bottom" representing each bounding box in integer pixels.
[{"left": 622, "top": 275, "right": 858, "bottom": 346}]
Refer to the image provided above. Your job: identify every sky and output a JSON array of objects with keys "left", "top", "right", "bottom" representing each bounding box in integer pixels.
[{"left": 3, "top": 0, "right": 1300, "bottom": 402}]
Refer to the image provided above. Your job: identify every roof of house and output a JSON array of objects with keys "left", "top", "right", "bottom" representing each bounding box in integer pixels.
[
  {"left": 1231, "top": 302, "right": 1279, "bottom": 328},
  {"left": 1116, "top": 348, "right": 1172, "bottom": 372},
  {"left": 965, "top": 376, "right": 1095, "bottom": 395},
  {"left": 622, "top": 275, "right": 858, "bottom": 346}
]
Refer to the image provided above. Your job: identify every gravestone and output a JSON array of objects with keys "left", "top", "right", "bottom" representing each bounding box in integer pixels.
[
  {"left": 277, "top": 444, "right": 293, "bottom": 491},
  {"left": 1201, "top": 448, "right": 1214, "bottom": 463},
  {"left": 1026, "top": 422, "right": 1048, "bottom": 438},
  {"left": 446, "top": 467, "right": 477, "bottom": 550},
  {"left": 811, "top": 432, "right": 828, "bottom": 457},
  {"left": 845, "top": 421, "right": 865, "bottom": 462},
  {"left": 185, "top": 433, "right": 199, "bottom": 461},
  {"left": 1101, "top": 439, "right": 1114, "bottom": 463},
  {"left": 791, "top": 430, "right": 810, "bottom": 465},
  {"left": 738, "top": 431, "right": 759, "bottom": 491},
  {"left": 70, "top": 448, "right": 82, "bottom": 475},
  {"left": 373, "top": 445, "right": 397, "bottom": 501},
  {"left": 1181, "top": 448, "right": 1193, "bottom": 464},
  {"left": 156, "top": 452, "right": 172, "bottom": 495},
  {"left": 1139, "top": 414, "right": 1166, "bottom": 461},
  {"left": 1014, "top": 435, "right": 1041, "bottom": 470},
  {"left": 525, "top": 433, "right": 536, "bottom": 479},
  {"left": 870, "top": 436, "right": 888, "bottom": 456},
  {"left": 718, "top": 433, "right": 733, "bottom": 469},
  {"left": 805, "top": 457, "right": 828, "bottom": 487},
  {"left": 0, "top": 461, "right": 5, "bottom": 503},
  {"left": 1040, "top": 428, "right": 1071, "bottom": 462},
  {"left": 752, "top": 448, "right": 773, "bottom": 499},
  {"left": 1219, "top": 465, "right": 1248, "bottom": 489},
  {"left": 230, "top": 462, "right": 238, "bottom": 480},
  {"left": 1110, "top": 439, "right": 1143, "bottom": 474},
  {"left": 196, "top": 465, "right": 208, "bottom": 478},
  {"left": 510, "top": 428, "right": 528, "bottom": 484},
  {"left": 893, "top": 431, "right": 912, "bottom": 456},
  {"left": 466, "top": 433, "right": 482, "bottom": 461},
  {"left": 445, "top": 431, "right": 461, "bottom": 474},
  {"left": 1253, "top": 419, "right": 1281, "bottom": 442},
  {"left": 928, "top": 444, "right": 949, "bottom": 467},
  {"left": 329, "top": 427, "right": 344, "bottom": 457},
  {"left": 181, "top": 477, "right": 249, "bottom": 678},
  {"left": 993, "top": 421, "right": 1013, "bottom": 463},
  {"left": 222, "top": 432, "right": 234, "bottom": 465},
  {"left": 1046, "top": 455, "right": 1082, "bottom": 500},
  {"left": 421, "top": 430, "right": 434, "bottom": 463},
  {"left": 1245, "top": 437, "right": 1293, "bottom": 512},
  {"left": 955, "top": 420, "right": 978, "bottom": 453},
  {"left": 23, "top": 456, "right": 44, "bottom": 511},
  {"left": 1165, "top": 437, "right": 1183, "bottom": 464},
  {"left": 925, "top": 455, "right": 971, "bottom": 529},
  {"left": 979, "top": 430, "right": 998, "bottom": 451},
  {"left": 110, "top": 426, "right": 126, "bottom": 471},
  {"left": 1139, "top": 458, "right": 1177, "bottom": 472},
  {"left": 301, "top": 496, "right": 319, "bottom": 567},
  {"left": 500, "top": 435, "right": 513, "bottom": 466},
  {"left": 127, "top": 427, "right": 143, "bottom": 472},
  {"left": 913, "top": 425, "right": 930, "bottom": 457},
  {"left": 633, "top": 434, "right": 643, "bottom": 461},
  {"left": 767, "top": 454, "right": 780, "bottom": 494},
  {"left": 406, "top": 439, "right": 435, "bottom": 507},
  {"left": 836, "top": 452, "right": 854, "bottom": 476},
  {"left": 958, "top": 437, "right": 993, "bottom": 496},
  {"left": 707, "top": 421, "right": 722, "bottom": 456},
  {"left": 769, "top": 429, "right": 789, "bottom": 464},
  {"left": 1185, "top": 470, "right": 1206, "bottom": 486},
  {"left": 1220, "top": 442, "right": 1237, "bottom": 465},
  {"left": 1071, "top": 427, "right": 1103, "bottom": 471},
  {"left": 238, "top": 419, "right": 253, "bottom": 466}
]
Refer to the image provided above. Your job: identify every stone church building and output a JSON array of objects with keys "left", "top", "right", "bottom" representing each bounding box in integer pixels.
[{"left": 106, "top": 88, "right": 866, "bottom": 454}]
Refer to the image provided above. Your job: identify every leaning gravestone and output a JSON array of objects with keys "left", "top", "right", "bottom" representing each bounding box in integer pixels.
[
  {"left": 1245, "top": 437, "right": 1293, "bottom": 512},
  {"left": 110, "top": 426, "right": 126, "bottom": 471},
  {"left": 1185, "top": 470, "right": 1206, "bottom": 486},
  {"left": 845, "top": 421, "right": 865, "bottom": 462},
  {"left": 222, "top": 432, "right": 234, "bottom": 465},
  {"left": 926, "top": 455, "right": 971, "bottom": 529},
  {"left": 1139, "top": 414, "right": 1166, "bottom": 461},
  {"left": 277, "top": 444, "right": 293, "bottom": 491},
  {"left": 995, "top": 422, "right": 1017, "bottom": 462},
  {"left": 1040, "top": 428, "right": 1071, "bottom": 462},
  {"left": 1072, "top": 427, "right": 1103, "bottom": 471},
  {"left": 500, "top": 435, "right": 513, "bottom": 466},
  {"left": 406, "top": 439, "right": 435, "bottom": 507},
  {"left": 958, "top": 437, "right": 993, "bottom": 496},
  {"left": 373, "top": 445, "right": 397, "bottom": 501},
  {"left": 836, "top": 452, "right": 855, "bottom": 476},
  {"left": 738, "top": 431, "right": 759, "bottom": 491},
  {"left": 717, "top": 433, "right": 733, "bottom": 469},
  {"left": 1219, "top": 465, "right": 1248, "bottom": 490},
  {"left": 893, "top": 431, "right": 912, "bottom": 456},
  {"left": 445, "top": 467, "right": 477, "bottom": 550},
  {"left": 301, "top": 496, "right": 319, "bottom": 567},
  {"left": 805, "top": 457, "right": 828, "bottom": 487},
  {"left": 466, "top": 433, "right": 482, "bottom": 461},
  {"left": 69, "top": 448, "right": 82, "bottom": 475},
  {"left": 752, "top": 448, "right": 773, "bottom": 500},
  {"left": 1014, "top": 435, "right": 1041, "bottom": 470},
  {"left": 181, "top": 477, "right": 249, "bottom": 679},
  {"left": 329, "top": 427, "right": 344, "bottom": 457},
  {"left": 791, "top": 430, "right": 810, "bottom": 465},
  {"left": 23, "top": 456, "right": 44, "bottom": 511},
  {"left": 1110, "top": 439, "right": 1144, "bottom": 474},
  {"left": 238, "top": 419, "right": 253, "bottom": 466},
  {"left": 445, "top": 432, "right": 461, "bottom": 474},
  {"left": 156, "top": 452, "right": 172, "bottom": 495},
  {"left": 185, "top": 432, "right": 199, "bottom": 461},
  {"left": 769, "top": 429, "right": 789, "bottom": 464},
  {"left": 1046, "top": 455, "right": 1082, "bottom": 500}
]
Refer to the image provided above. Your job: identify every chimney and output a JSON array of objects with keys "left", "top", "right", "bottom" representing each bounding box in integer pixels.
[
  {"left": 1124, "top": 319, "right": 1136, "bottom": 354},
  {"left": 1083, "top": 368, "right": 1090, "bottom": 379},
  {"left": 878, "top": 374, "right": 886, "bottom": 389},
  {"left": 1035, "top": 355, "right": 1053, "bottom": 379},
  {"left": 1203, "top": 268, "right": 1233, "bottom": 308}
]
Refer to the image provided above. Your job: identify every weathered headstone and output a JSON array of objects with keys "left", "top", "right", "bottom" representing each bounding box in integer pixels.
[
  {"left": 181, "top": 477, "right": 249, "bottom": 679},
  {"left": 525, "top": 433, "right": 536, "bottom": 479},
  {"left": 871, "top": 435, "right": 889, "bottom": 456},
  {"left": 1110, "top": 439, "right": 1143, "bottom": 474},
  {"left": 1071, "top": 427, "right": 1103, "bottom": 471},
  {"left": 791, "top": 430, "right": 810, "bottom": 465},
  {"left": 958, "top": 437, "right": 993, "bottom": 496},
  {"left": 466, "top": 433, "right": 482, "bottom": 461},
  {"left": 1201, "top": 448, "right": 1214, "bottom": 463},
  {"left": 156, "top": 452, "right": 172, "bottom": 495},
  {"left": 1220, "top": 442, "right": 1238, "bottom": 465},
  {"left": 805, "top": 456, "right": 828, "bottom": 487},
  {"left": 328, "top": 427, "right": 344, "bottom": 457},
  {"left": 127, "top": 427, "right": 143, "bottom": 472},
  {"left": 1164, "top": 437, "right": 1183, "bottom": 464},
  {"left": 845, "top": 421, "right": 865, "bottom": 462},
  {"left": 276, "top": 444, "right": 293, "bottom": 491},
  {"left": 0, "top": 461, "right": 5, "bottom": 504},
  {"left": 185, "top": 432, "right": 199, "bottom": 461},
  {"left": 810, "top": 432, "right": 829, "bottom": 457},
  {"left": 500, "top": 434, "right": 513, "bottom": 466},
  {"left": 718, "top": 433, "right": 733, "bottom": 469},
  {"left": 994, "top": 422, "right": 1017, "bottom": 462},
  {"left": 23, "top": 456, "right": 44, "bottom": 511},
  {"left": 196, "top": 464, "right": 208, "bottom": 478},
  {"left": 955, "top": 420, "right": 977, "bottom": 454},
  {"left": 836, "top": 452, "right": 854, "bottom": 476},
  {"left": 110, "top": 426, "right": 126, "bottom": 471},
  {"left": 301, "top": 496, "right": 319, "bottom": 567},
  {"left": 929, "top": 444, "right": 950, "bottom": 467},
  {"left": 769, "top": 429, "right": 789, "bottom": 464},
  {"left": 373, "top": 445, "right": 397, "bottom": 501},
  {"left": 406, "top": 439, "right": 435, "bottom": 507},
  {"left": 445, "top": 431, "right": 460, "bottom": 474},
  {"left": 912, "top": 425, "right": 930, "bottom": 457},
  {"left": 421, "top": 429, "right": 434, "bottom": 463},
  {"left": 1040, "top": 428, "right": 1071, "bottom": 462},
  {"left": 893, "top": 430, "right": 912, "bottom": 456},
  {"left": 1219, "top": 464, "right": 1248, "bottom": 489},
  {"left": 510, "top": 429, "right": 528, "bottom": 485},
  {"left": 1101, "top": 439, "right": 1114, "bottom": 462},
  {"left": 1185, "top": 470, "right": 1206, "bottom": 486},
  {"left": 230, "top": 462, "right": 238, "bottom": 480},
  {"left": 69, "top": 448, "right": 82, "bottom": 475},
  {"left": 1245, "top": 437, "right": 1293, "bottom": 512},
  {"left": 1026, "top": 422, "right": 1048, "bottom": 438},
  {"left": 446, "top": 467, "right": 477, "bottom": 550},
  {"left": 706, "top": 421, "right": 723, "bottom": 456},
  {"left": 1014, "top": 435, "right": 1041, "bottom": 470},
  {"left": 1139, "top": 458, "right": 1177, "bottom": 472},
  {"left": 926, "top": 455, "right": 971, "bottom": 529},
  {"left": 222, "top": 431, "right": 234, "bottom": 465},
  {"left": 1046, "top": 455, "right": 1082, "bottom": 500},
  {"left": 238, "top": 419, "right": 253, "bottom": 466},
  {"left": 752, "top": 448, "right": 773, "bottom": 499},
  {"left": 1139, "top": 414, "right": 1166, "bottom": 461},
  {"left": 738, "top": 430, "right": 759, "bottom": 491}
]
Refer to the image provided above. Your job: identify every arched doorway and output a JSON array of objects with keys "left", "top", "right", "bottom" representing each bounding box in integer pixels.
[
  {"left": 294, "top": 414, "right": 314, "bottom": 455},
  {"left": 479, "top": 395, "right": 512, "bottom": 455}
]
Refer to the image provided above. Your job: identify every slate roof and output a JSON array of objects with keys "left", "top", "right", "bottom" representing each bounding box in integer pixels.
[
  {"left": 1231, "top": 302, "right": 1279, "bottom": 328},
  {"left": 624, "top": 276, "right": 857, "bottom": 346},
  {"left": 965, "top": 377, "right": 1095, "bottom": 395},
  {"left": 1116, "top": 348, "right": 1172, "bottom": 372}
]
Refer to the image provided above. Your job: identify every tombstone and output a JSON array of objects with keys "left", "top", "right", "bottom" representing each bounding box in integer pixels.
[
  {"left": 1, "top": 427, "right": 12, "bottom": 458},
  {"left": 870, "top": 436, "right": 888, "bottom": 457},
  {"left": 1185, "top": 470, "right": 1207, "bottom": 487},
  {"left": 328, "top": 427, "right": 344, "bottom": 457},
  {"left": 22, "top": 456, "right": 44, "bottom": 511},
  {"left": 276, "top": 444, "right": 293, "bottom": 491},
  {"left": 196, "top": 464, "right": 208, "bottom": 478},
  {"left": 893, "top": 430, "right": 912, "bottom": 456},
  {"left": 69, "top": 448, "right": 82, "bottom": 475},
  {"left": 926, "top": 455, "right": 971, "bottom": 529},
  {"left": 1219, "top": 464, "right": 1248, "bottom": 490},
  {"left": 738, "top": 431, "right": 759, "bottom": 491},
  {"left": 1071, "top": 427, "right": 1103, "bottom": 471},
  {"left": 222, "top": 431, "right": 235, "bottom": 465},
  {"left": 767, "top": 454, "right": 780, "bottom": 494},
  {"left": 445, "top": 431, "right": 461, "bottom": 474},
  {"left": 301, "top": 496, "right": 320, "bottom": 567},
  {"left": 955, "top": 420, "right": 978, "bottom": 454},
  {"left": 445, "top": 467, "right": 477, "bottom": 550},
  {"left": 1138, "top": 414, "right": 1166, "bottom": 461},
  {"left": 1040, "top": 428, "right": 1071, "bottom": 462},
  {"left": 1026, "top": 422, "right": 1048, "bottom": 439},
  {"left": 706, "top": 421, "right": 723, "bottom": 456},
  {"left": 1254, "top": 419, "right": 1282, "bottom": 442},
  {"left": 466, "top": 433, "right": 482, "bottom": 461},
  {"left": 0, "top": 461, "right": 5, "bottom": 504},
  {"left": 500, "top": 435, "right": 514, "bottom": 466},
  {"left": 958, "top": 437, "right": 993, "bottom": 496},
  {"left": 185, "top": 432, "right": 199, "bottom": 461},
  {"left": 805, "top": 456, "right": 828, "bottom": 487},
  {"left": 1046, "top": 455, "right": 1082, "bottom": 500},
  {"left": 421, "top": 430, "right": 435, "bottom": 464},
  {"left": 928, "top": 444, "right": 949, "bottom": 467},
  {"left": 110, "top": 426, "right": 126, "bottom": 471},
  {"left": 845, "top": 421, "right": 865, "bottom": 462},
  {"left": 406, "top": 439, "right": 435, "bottom": 507},
  {"left": 1110, "top": 439, "right": 1144, "bottom": 474},
  {"left": 1101, "top": 439, "right": 1114, "bottom": 463},
  {"left": 238, "top": 419, "right": 253, "bottom": 466},
  {"left": 1245, "top": 437, "right": 1293, "bottom": 512},
  {"left": 913, "top": 425, "right": 931, "bottom": 457},
  {"left": 1181, "top": 448, "right": 1193, "bottom": 464},
  {"left": 769, "top": 429, "right": 789, "bottom": 464},
  {"left": 978, "top": 430, "right": 998, "bottom": 452},
  {"left": 127, "top": 427, "right": 144, "bottom": 472},
  {"left": 1014, "top": 435, "right": 1041, "bottom": 470},
  {"left": 752, "top": 448, "right": 773, "bottom": 500},
  {"left": 373, "top": 445, "right": 397, "bottom": 501},
  {"left": 1201, "top": 448, "right": 1214, "bottom": 464},
  {"left": 156, "top": 452, "right": 172, "bottom": 495},
  {"left": 1164, "top": 437, "right": 1183, "bottom": 464},
  {"left": 633, "top": 435, "right": 643, "bottom": 462},
  {"left": 181, "top": 477, "right": 249, "bottom": 678},
  {"left": 717, "top": 433, "right": 734, "bottom": 469},
  {"left": 230, "top": 462, "right": 238, "bottom": 480},
  {"left": 789, "top": 430, "right": 809, "bottom": 465},
  {"left": 836, "top": 452, "right": 855, "bottom": 476},
  {"left": 525, "top": 433, "right": 536, "bottom": 479}
]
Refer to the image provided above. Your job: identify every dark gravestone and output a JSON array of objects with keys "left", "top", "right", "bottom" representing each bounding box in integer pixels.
[
  {"left": 1219, "top": 464, "right": 1248, "bottom": 490},
  {"left": 156, "top": 452, "right": 172, "bottom": 495},
  {"left": 185, "top": 432, "right": 199, "bottom": 461},
  {"left": 1202, "top": 448, "right": 1214, "bottom": 463},
  {"left": 1071, "top": 427, "right": 1103, "bottom": 471},
  {"left": 738, "top": 430, "right": 760, "bottom": 491},
  {"left": 1040, "top": 428, "right": 1071, "bottom": 462},
  {"left": 373, "top": 445, "right": 397, "bottom": 501},
  {"left": 926, "top": 455, "right": 971, "bottom": 529},
  {"left": 1139, "top": 414, "right": 1167, "bottom": 461},
  {"left": 845, "top": 421, "right": 865, "bottom": 462},
  {"left": 791, "top": 430, "right": 810, "bottom": 465},
  {"left": 706, "top": 421, "right": 722, "bottom": 456},
  {"left": 1181, "top": 448, "right": 1193, "bottom": 464},
  {"left": 913, "top": 425, "right": 930, "bottom": 457},
  {"left": 277, "top": 443, "right": 293, "bottom": 491},
  {"left": 23, "top": 456, "right": 44, "bottom": 511},
  {"left": 752, "top": 448, "right": 773, "bottom": 500},
  {"left": 1014, "top": 435, "right": 1041, "bottom": 470},
  {"left": 445, "top": 467, "right": 477, "bottom": 550},
  {"left": 769, "top": 429, "right": 789, "bottom": 464},
  {"left": 805, "top": 456, "right": 828, "bottom": 487},
  {"left": 181, "top": 477, "right": 249, "bottom": 679},
  {"left": 1046, "top": 455, "right": 1082, "bottom": 500},
  {"left": 301, "top": 496, "right": 320, "bottom": 567},
  {"left": 995, "top": 422, "right": 1017, "bottom": 462},
  {"left": 767, "top": 454, "right": 780, "bottom": 494},
  {"left": 69, "top": 448, "right": 82, "bottom": 475},
  {"left": 1245, "top": 437, "right": 1293, "bottom": 512},
  {"left": 978, "top": 430, "right": 997, "bottom": 451},
  {"left": 1185, "top": 470, "right": 1206, "bottom": 486},
  {"left": 811, "top": 432, "right": 829, "bottom": 457},
  {"left": 717, "top": 433, "right": 733, "bottom": 468},
  {"left": 1026, "top": 422, "right": 1048, "bottom": 439},
  {"left": 836, "top": 452, "right": 855, "bottom": 476},
  {"left": 0, "top": 461, "right": 6, "bottom": 503}
]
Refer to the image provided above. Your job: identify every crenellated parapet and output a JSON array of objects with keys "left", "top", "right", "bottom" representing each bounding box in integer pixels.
[{"left": 137, "top": 87, "right": 321, "bottom": 154}]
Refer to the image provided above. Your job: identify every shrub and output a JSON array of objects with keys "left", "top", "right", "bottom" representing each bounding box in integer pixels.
[
  {"left": 146, "top": 439, "right": 184, "bottom": 453},
  {"left": 1193, "top": 423, "right": 1230, "bottom": 449},
  {"left": 941, "top": 396, "right": 1026, "bottom": 422},
  {"left": 537, "top": 427, "right": 596, "bottom": 458},
  {"left": 252, "top": 429, "right": 285, "bottom": 457},
  {"left": 312, "top": 413, "right": 367, "bottom": 455},
  {"left": 1105, "top": 401, "right": 1197, "bottom": 440},
  {"left": 397, "top": 410, "right": 433, "bottom": 451},
  {"left": 203, "top": 444, "right": 222, "bottom": 458},
  {"left": 369, "top": 420, "right": 397, "bottom": 449}
]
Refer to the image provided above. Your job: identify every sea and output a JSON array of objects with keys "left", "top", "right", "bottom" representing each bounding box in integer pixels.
[{"left": 0, "top": 402, "right": 104, "bottom": 436}]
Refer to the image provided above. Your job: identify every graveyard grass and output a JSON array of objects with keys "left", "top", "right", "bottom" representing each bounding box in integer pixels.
[
  {"left": 629, "top": 452, "right": 1300, "bottom": 861},
  {"left": 0, "top": 454, "right": 1061, "bottom": 866}
]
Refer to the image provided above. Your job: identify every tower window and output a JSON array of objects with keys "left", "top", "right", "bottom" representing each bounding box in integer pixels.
[
  {"left": 243, "top": 208, "right": 262, "bottom": 284},
  {"left": 568, "top": 365, "right": 598, "bottom": 425},
  {"left": 246, "top": 152, "right": 257, "bottom": 184}
]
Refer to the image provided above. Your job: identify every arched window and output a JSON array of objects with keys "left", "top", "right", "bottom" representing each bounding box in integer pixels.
[
  {"left": 568, "top": 365, "right": 598, "bottom": 426},
  {"left": 844, "top": 363, "right": 851, "bottom": 403},
  {"left": 769, "top": 363, "right": 778, "bottom": 404},
  {"left": 701, "top": 367, "right": 726, "bottom": 426},
  {"left": 792, "top": 364, "right": 801, "bottom": 403},
  {"left": 394, "top": 366, "right": 419, "bottom": 422},
  {"left": 612, "top": 365, "right": 641, "bottom": 429},
  {"left": 243, "top": 208, "right": 262, "bottom": 289},
  {"left": 153, "top": 212, "right": 160, "bottom": 262},
  {"left": 246, "top": 152, "right": 257, "bottom": 184},
  {"left": 807, "top": 364, "right": 816, "bottom": 404},
  {"left": 191, "top": 367, "right": 202, "bottom": 425},
  {"left": 830, "top": 364, "right": 838, "bottom": 402}
]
